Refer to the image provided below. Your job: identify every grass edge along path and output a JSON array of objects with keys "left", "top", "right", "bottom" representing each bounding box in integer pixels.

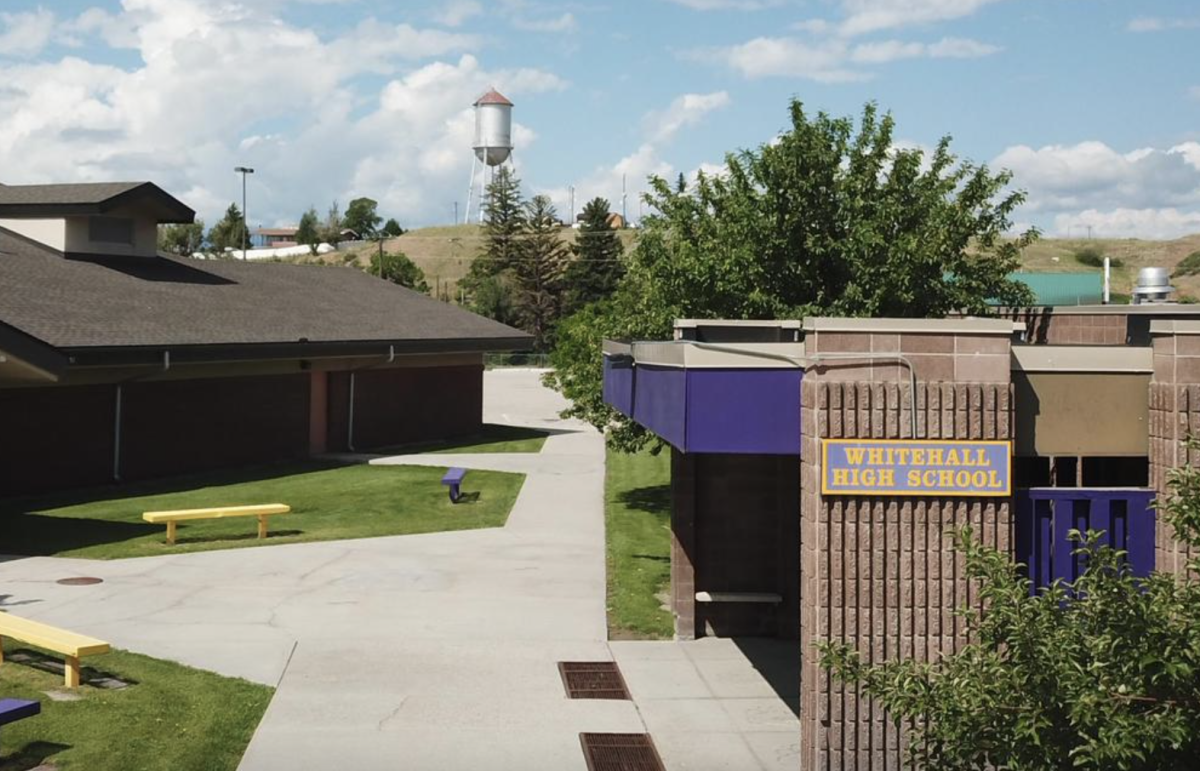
[
  {"left": 604, "top": 447, "right": 673, "bottom": 639},
  {"left": 0, "top": 641, "right": 271, "bottom": 771},
  {"left": 1, "top": 461, "right": 525, "bottom": 560}
]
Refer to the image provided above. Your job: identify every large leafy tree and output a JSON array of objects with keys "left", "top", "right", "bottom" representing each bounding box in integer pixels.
[
  {"left": 343, "top": 197, "right": 383, "bottom": 238},
  {"left": 546, "top": 100, "right": 1036, "bottom": 451},
  {"left": 459, "top": 167, "right": 526, "bottom": 326},
  {"left": 206, "top": 204, "right": 249, "bottom": 256},
  {"left": 821, "top": 441, "right": 1200, "bottom": 769},
  {"left": 157, "top": 221, "right": 205, "bottom": 257},
  {"left": 513, "top": 195, "right": 570, "bottom": 351},
  {"left": 564, "top": 197, "right": 624, "bottom": 315}
]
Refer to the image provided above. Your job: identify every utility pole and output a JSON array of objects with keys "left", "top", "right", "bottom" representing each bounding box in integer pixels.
[
  {"left": 569, "top": 185, "right": 575, "bottom": 225},
  {"left": 234, "top": 166, "right": 254, "bottom": 259},
  {"left": 453, "top": 201, "right": 458, "bottom": 225},
  {"left": 621, "top": 174, "right": 627, "bottom": 226}
]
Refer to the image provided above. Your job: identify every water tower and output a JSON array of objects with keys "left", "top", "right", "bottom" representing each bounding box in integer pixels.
[{"left": 464, "top": 88, "right": 514, "bottom": 224}]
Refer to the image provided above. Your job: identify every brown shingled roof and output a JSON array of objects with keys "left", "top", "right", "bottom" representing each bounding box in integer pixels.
[
  {"left": 0, "top": 182, "right": 194, "bottom": 223},
  {"left": 0, "top": 226, "right": 530, "bottom": 371},
  {"left": 474, "top": 88, "right": 513, "bottom": 107}
]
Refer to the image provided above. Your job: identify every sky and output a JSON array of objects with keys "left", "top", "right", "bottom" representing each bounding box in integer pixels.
[{"left": 0, "top": 0, "right": 1197, "bottom": 239}]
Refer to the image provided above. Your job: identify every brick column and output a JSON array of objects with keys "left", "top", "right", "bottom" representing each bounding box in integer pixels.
[
  {"left": 671, "top": 448, "right": 701, "bottom": 640},
  {"left": 1150, "top": 320, "right": 1200, "bottom": 574},
  {"left": 798, "top": 318, "right": 1015, "bottom": 770}
]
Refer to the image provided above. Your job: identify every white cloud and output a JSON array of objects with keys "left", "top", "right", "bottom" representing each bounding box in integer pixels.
[
  {"left": 1189, "top": 85, "right": 1200, "bottom": 102},
  {"left": 1052, "top": 209, "right": 1200, "bottom": 240},
  {"left": 0, "top": 2, "right": 566, "bottom": 229},
  {"left": 996, "top": 141, "right": 1200, "bottom": 239},
  {"left": 664, "top": 0, "right": 782, "bottom": 9},
  {"left": 0, "top": 7, "right": 56, "bottom": 58},
  {"left": 512, "top": 12, "right": 578, "bottom": 33},
  {"left": 643, "top": 91, "right": 731, "bottom": 143},
  {"left": 710, "top": 33, "right": 997, "bottom": 79},
  {"left": 839, "top": 0, "right": 1003, "bottom": 36},
  {"left": 433, "top": 0, "right": 484, "bottom": 27},
  {"left": 1128, "top": 16, "right": 1200, "bottom": 33},
  {"left": 711, "top": 37, "right": 864, "bottom": 82}
]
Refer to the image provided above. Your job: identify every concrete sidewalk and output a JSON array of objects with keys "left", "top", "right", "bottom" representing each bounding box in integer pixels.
[{"left": 0, "top": 370, "right": 798, "bottom": 770}]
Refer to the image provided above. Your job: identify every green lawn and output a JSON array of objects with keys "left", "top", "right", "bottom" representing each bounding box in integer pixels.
[
  {"left": 605, "top": 447, "right": 673, "bottom": 639},
  {"left": 378, "top": 423, "right": 549, "bottom": 455},
  {"left": 0, "top": 641, "right": 271, "bottom": 771},
  {"left": 0, "top": 461, "right": 525, "bottom": 560}
]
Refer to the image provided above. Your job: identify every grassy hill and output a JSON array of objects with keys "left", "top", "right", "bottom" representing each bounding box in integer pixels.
[{"left": 289, "top": 225, "right": 1200, "bottom": 305}]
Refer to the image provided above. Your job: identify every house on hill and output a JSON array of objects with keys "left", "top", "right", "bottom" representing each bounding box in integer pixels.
[{"left": 0, "top": 182, "right": 530, "bottom": 497}]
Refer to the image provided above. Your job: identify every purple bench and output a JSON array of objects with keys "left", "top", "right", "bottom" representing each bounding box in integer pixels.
[
  {"left": 0, "top": 698, "right": 40, "bottom": 744},
  {"left": 441, "top": 467, "right": 468, "bottom": 503}
]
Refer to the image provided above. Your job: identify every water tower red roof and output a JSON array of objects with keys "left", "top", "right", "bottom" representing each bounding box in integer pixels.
[{"left": 474, "top": 88, "right": 513, "bottom": 107}]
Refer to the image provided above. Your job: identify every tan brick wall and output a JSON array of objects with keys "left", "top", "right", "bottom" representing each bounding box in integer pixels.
[
  {"left": 997, "top": 309, "right": 1127, "bottom": 345},
  {"left": 1150, "top": 331, "right": 1200, "bottom": 573},
  {"left": 799, "top": 330, "right": 1014, "bottom": 770}
]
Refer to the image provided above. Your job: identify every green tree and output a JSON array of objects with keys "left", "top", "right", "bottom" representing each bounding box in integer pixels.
[
  {"left": 318, "top": 201, "right": 343, "bottom": 246},
  {"left": 206, "top": 204, "right": 249, "bottom": 256},
  {"left": 157, "top": 221, "right": 205, "bottom": 257},
  {"left": 367, "top": 249, "right": 430, "bottom": 294},
  {"left": 513, "top": 195, "right": 570, "bottom": 351},
  {"left": 380, "top": 218, "right": 404, "bottom": 238},
  {"left": 564, "top": 197, "right": 624, "bottom": 314},
  {"left": 343, "top": 197, "right": 383, "bottom": 239},
  {"left": 546, "top": 100, "right": 1036, "bottom": 452},
  {"left": 820, "top": 440, "right": 1200, "bottom": 769},
  {"left": 296, "top": 207, "right": 321, "bottom": 253},
  {"left": 459, "top": 167, "right": 526, "bottom": 325}
]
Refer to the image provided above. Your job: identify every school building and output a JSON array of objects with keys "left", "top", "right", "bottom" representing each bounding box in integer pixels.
[
  {"left": 602, "top": 305, "right": 1200, "bottom": 768},
  {"left": 0, "top": 181, "right": 529, "bottom": 497}
]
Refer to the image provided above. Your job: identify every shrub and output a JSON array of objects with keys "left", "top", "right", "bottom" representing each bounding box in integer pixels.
[
  {"left": 1173, "top": 250, "right": 1200, "bottom": 278},
  {"left": 1074, "top": 246, "right": 1123, "bottom": 269}
]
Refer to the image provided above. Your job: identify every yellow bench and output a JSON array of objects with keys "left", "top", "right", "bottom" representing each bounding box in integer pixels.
[
  {"left": 0, "top": 614, "right": 110, "bottom": 688},
  {"left": 142, "top": 503, "right": 291, "bottom": 545}
]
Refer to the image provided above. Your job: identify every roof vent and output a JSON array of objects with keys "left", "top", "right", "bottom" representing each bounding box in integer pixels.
[{"left": 1132, "top": 267, "right": 1174, "bottom": 304}]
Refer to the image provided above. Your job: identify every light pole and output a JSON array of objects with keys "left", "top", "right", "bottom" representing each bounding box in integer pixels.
[{"left": 234, "top": 166, "right": 254, "bottom": 259}]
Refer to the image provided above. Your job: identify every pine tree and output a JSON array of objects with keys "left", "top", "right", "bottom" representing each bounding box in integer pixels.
[
  {"left": 513, "top": 195, "right": 569, "bottom": 352},
  {"left": 459, "top": 167, "right": 525, "bottom": 325},
  {"left": 296, "top": 207, "right": 320, "bottom": 253},
  {"left": 564, "top": 197, "right": 624, "bottom": 314},
  {"left": 206, "top": 204, "right": 248, "bottom": 257}
]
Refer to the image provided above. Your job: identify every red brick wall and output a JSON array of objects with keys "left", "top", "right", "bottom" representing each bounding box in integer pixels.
[
  {"left": 326, "top": 364, "right": 484, "bottom": 452},
  {"left": 995, "top": 309, "right": 1127, "bottom": 345},
  {"left": 0, "top": 384, "right": 115, "bottom": 496},
  {"left": 121, "top": 374, "right": 310, "bottom": 481},
  {"left": 671, "top": 452, "right": 801, "bottom": 639}
]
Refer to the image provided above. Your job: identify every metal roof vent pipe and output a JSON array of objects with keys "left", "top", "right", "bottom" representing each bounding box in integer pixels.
[{"left": 1132, "top": 267, "right": 1175, "bottom": 304}]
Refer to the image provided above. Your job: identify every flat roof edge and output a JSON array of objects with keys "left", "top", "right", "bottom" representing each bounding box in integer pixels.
[
  {"left": 803, "top": 317, "right": 1023, "bottom": 334},
  {"left": 1011, "top": 345, "right": 1153, "bottom": 373}
]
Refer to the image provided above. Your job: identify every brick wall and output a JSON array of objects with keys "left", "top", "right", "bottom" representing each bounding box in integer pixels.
[
  {"left": 671, "top": 452, "right": 801, "bottom": 639},
  {"left": 799, "top": 323, "right": 1014, "bottom": 770},
  {"left": 1150, "top": 329, "right": 1200, "bottom": 573},
  {"left": 998, "top": 309, "right": 1127, "bottom": 345},
  {"left": 0, "top": 383, "right": 115, "bottom": 496},
  {"left": 326, "top": 364, "right": 483, "bottom": 452}
]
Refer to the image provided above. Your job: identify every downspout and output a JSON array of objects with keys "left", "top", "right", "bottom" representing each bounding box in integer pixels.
[
  {"left": 347, "top": 345, "right": 395, "bottom": 452},
  {"left": 688, "top": 343, "right": 919, "bottom": 438},
  {"left": 113, "top": 350, "right": 170, "bottom": 482}
]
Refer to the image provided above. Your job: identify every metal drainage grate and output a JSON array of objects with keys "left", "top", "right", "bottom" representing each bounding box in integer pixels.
[
  {"left": 558, "top": 661, "right": 631, "bottom": 700},
  {"left": 56, "top": 577, "right": 103, "bottom": 586},
  {"left": 579, "top": 733, "right": 665, "bottom": 771}
]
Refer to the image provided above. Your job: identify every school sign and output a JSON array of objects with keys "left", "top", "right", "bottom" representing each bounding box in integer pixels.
[{"left": 821, "top": 440, "right": 1012, "bottom": 497}]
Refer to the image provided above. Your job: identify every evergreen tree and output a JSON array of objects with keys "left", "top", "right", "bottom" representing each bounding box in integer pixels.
[
  {"left": 513, "top": 195, "right": 570, "bottom": 352},
  {"left": 296, "top": 207, "right": 320, "bottom": 253},
  {"left": 380, "top": 218, "right": 404, "bottom": 238},
  {"left": 459, "top": 167, "right": 525, "bottom": 325},
  {"left": 564, "top": 197, "right": 624, "bottom": 314},
  {"left": 318, "top": 201, "right": 343, "bottom": 246},
  {"left": 206, "top": 204, "right": 248, "bottom": 256}
]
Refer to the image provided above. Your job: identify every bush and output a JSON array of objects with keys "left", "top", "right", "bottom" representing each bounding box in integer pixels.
[
  {"left": 367, "top": 250, "right": 429, "bottom": 294},
  {"left": 1173, "top": 250, "right": 1200, "bottom": 278},
  {"left": 1074, "top": 246, "right": 1123, "bottom": 269}
]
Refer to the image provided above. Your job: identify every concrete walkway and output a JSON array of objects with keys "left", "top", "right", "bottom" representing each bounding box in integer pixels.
[{"left": 0, "top": 370, "right": 797, "bottom": 770}]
